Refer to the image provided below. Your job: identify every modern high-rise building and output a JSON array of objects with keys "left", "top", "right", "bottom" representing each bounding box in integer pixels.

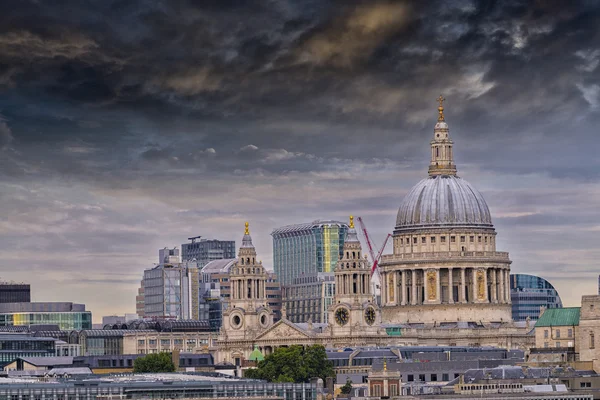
[
  {"left": 271, "top": 220, "right": 348, "bottom": 286},
  {"left": 0, "top": 282, "right": 30, "bottom": 303},
  {"left": 510, "top": 274, "right": 563, "bottom": 321},
  {"left": 282, "top": 272, "right": 335, "bottom": 324},
  {"left": 136, "top": 279, "right": 145, "bottom": 318},
  {"left": 181, "top": 236, "right": 236, "bottom": 266},
  {"left": 142, "top": 249, "right": 201, "bottom": 319}
]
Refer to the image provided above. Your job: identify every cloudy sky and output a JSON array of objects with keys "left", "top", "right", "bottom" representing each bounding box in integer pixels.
[{"left": 0, "top": 0, "right": 599, "bottom": 320}]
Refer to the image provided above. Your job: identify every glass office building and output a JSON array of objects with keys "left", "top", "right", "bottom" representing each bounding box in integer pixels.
[
  {"left": 282, "top": 272, "right": 335, "bottom": 323},
  {"left": 272, "top": 220, "right": 348, "bottom": 286},
  {"left": 182, "top": 237, "right": 236, "bottom": 266},
  {"left": 0, "top": 302, "right": 91, "bottom": 330},
  {"left": 510, "top": 274, "right": 563, "bottom": 321}
]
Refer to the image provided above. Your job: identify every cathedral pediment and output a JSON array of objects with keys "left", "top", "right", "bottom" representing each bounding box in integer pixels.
[{"left": 255, "top": 320, "right": 312, "bottom": 341}]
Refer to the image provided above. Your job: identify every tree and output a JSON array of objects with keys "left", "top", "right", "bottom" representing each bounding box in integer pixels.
[
  {"left": 244, "top": 344, "right": 333, "bottom": 383},
  {"left": 133, "top": 352, "right": 176, "bottom": 373},
  {"left": 340, "top": 378, "right": 353, "bottom": 395}
]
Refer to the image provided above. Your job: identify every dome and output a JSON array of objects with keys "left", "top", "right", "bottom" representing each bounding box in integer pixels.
[{"left": 395, "top": 175, "right": 493, "bottom": 231}]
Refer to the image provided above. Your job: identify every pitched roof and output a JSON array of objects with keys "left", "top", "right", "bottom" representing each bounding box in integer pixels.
[{"left": 535, "top": 307, "right": 580, "bottom": 327}]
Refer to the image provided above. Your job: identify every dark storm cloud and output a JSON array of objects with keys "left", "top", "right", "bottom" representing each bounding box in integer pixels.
[{"left": 0, "top": 0, "right": 599, "bottom": 316}]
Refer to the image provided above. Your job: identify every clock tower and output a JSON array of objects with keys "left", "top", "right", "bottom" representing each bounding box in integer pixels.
[
  {"left": 222, "top": 222, "right": 274, "bottom": 340},
  {"left": 328, "top": 216, "right": 381, "bottom": 337}
]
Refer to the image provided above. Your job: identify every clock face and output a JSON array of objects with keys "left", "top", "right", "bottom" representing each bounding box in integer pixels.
[
  {"left": 364, "top": 307, "right": 376, "bottom": 325},
  {"left": 335, "top": 307, "right": 349, "bottom": 326}
]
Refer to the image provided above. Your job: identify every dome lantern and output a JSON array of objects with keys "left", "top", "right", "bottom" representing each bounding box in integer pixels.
[{"left": 429, "top": 95, "right": 457, "bottom": 177}]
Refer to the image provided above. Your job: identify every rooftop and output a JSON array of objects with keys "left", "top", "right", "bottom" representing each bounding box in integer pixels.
[
  {"left": 535, "top": 307, "right": 580, "bottom": 327},
  {"left": 271, "top": 220, "right": 347, "bottom": 235}
]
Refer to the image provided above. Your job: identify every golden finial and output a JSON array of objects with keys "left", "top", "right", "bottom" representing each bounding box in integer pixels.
[
  {"left": 349, "top": 215, "right": 354, "bottom": 229},
  {"left": 383, "top": 360, "right": 387, "bottom": 371},
  {"left": 244, "top": 221, "right": 249, "bottom": 235},
  {"left": 437, "top": 94, "right": 445, "bottom": 121}
]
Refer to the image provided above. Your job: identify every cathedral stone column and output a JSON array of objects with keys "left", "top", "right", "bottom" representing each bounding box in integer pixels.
[
  {"left": 471, "top": 268, "right": 477, "bottom": 303},
  {"left": 506, "top": 269, "right": 511, "bottom": 303},
  {"left": 448, "top": 268, "right": 454, "bottom": 304},
  {"left": 436, "top": 269, "right": 441, "bottom": 304},
  {"left": 460, "top": 268, "right": 466, "bottom": 303},
  {"left": 491, "top": 268, "right": 497, "bottom": 303},
  {"left": 392, "top": 271, "right": 398, "bottom": 305},
  {"left": 400, "top": 270, "right": 408, "bottom": 306},
  {"left": 411, "top": 269, "right": 417, "bottom": 305},
  {"left": 381, "top": 272, "right": 387, "bottom": 304},
  {"left": 499, "top": 269, "right": 505, "bottom": 303}
]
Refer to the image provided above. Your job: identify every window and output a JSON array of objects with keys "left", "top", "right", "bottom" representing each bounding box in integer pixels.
[
  {"left": 373, "top": 384, "right": 381, "bottom": 396},
  {"left": 556, "top": 329, "right": 561, "bottom": 338},
  {"left": 478, "top": 236, "right": 482, "bottom": 242},
  {"left": 544, "top": 342, "right": 549, "bottom": 348},
  {"left": 400, "top": 238, "right": 403, "bottom": 244},
  {"left": 485, "top": 236, "right": 488, "bottom": 243},
  {"left": 450, "top": 236, "right": 456, "bottom": 243},
  {"left": 442, "top": 373, "right": 449, "bottom": 381},
  {"left": 413, "top": 237, "right": 417, "bottom": 244},
  {"left": 431, "top": 374, "right": 438, "bottom": 382},
  {"left": 431, "top": 236, "right": 436, "bottom": 243},
  {"left": 137, "top": 339, "right": 145, "bottom": 346},
  {"left": 421, "top": 237, "right": 426, "bottom": 244},
  {"left": 544, "top": 330, "right": 549, "bottom": 338},
  {"left": 469, "top": 236, "right": 474, "bottom": 242},
  {"left": 441, "top": 236, "right": 446, "bottom": 243},
  {"left": 149, "top": 339, "right": 157, "bottom": 345},
  {"left": 580, "top": 382, "right": 592, "bottom": 388},
  {"left": 407, "top": 374, "right": 414, "bottom": 382},
  {"left": 556, "top": 342, "right": 561, "bottom": 348},
  {"left": 590, "top": 333, "right": 595, "bottom": 349},
  {"left": 460, "top": 236, "right": 465, "bottom": 243},
  {"left": 390, "top": 384, "right": 398, "bottom": 396},
  {"left": 568, "top": 328, "right": 573, "bottom": 338},
  {"left": 419, "top": 374, "right": 426, "bottom": 382}
]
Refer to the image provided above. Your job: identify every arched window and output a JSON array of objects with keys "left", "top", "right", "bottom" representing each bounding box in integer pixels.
[
  {"left": 436, "top": 147, "right": 439, "bottom": 157},
  {"left": 352, "top": 251, "right": 355, "bottom": 259}
]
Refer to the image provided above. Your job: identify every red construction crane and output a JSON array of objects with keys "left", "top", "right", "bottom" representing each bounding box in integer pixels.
[{"left": 356, "top": 216, "right": 391, "bottom": 276}]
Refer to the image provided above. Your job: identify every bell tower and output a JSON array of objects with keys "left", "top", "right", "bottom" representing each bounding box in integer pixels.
[
  {"left": 329, "top": 216, "right": 381, "bottom": 337},
  {"left": 222, "top": 222, "right": 274, "bottom": 339}
]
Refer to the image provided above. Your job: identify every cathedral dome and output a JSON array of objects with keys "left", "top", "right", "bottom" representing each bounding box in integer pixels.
[
  {"left": 395, "top": 95, "right": 493, "bottom": 232},
  {"left": 395, "top": 175, "right": 493, "bottom": 232}
]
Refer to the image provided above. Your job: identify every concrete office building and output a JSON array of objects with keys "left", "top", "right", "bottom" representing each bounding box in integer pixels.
[
  {"left": 0, "top": 282, "right": 30, "bottom": 303},
  {"left": 142, "top": 248, "right": 201, "bottom": 319},
  {"left": 0, "top": 302, "right": 91, "bottom": 330},
  {"left": 182, "top": 236, "right": 235, "bottom": 266},
  {"left": 282, "top": 272, "right": 335, "bottom": 323},
  {"left": 511, "top": 274, "right": 564, "bottom": 321}
]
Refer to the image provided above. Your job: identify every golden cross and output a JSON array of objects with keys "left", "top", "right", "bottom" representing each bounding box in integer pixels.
[
  {"left": 349, "top": 215, "right": 354, "bottom": 229},
  {"left": 245, "top": 221, "right": 249, "bottom": 235},
  {"left": 437, "top": 95, "right": 445, "bottom": 121}
]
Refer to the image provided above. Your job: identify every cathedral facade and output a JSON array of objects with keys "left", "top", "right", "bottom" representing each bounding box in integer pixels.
[{"left": 215, "top": 100, "right": 533, "bottom": 366}]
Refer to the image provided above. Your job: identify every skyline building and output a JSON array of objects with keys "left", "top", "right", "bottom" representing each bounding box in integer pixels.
[
  {"left": 142, "top": 249, "right": 200, "bottom": 319},
  {"left": 271, "top": 220, "right": 348, "bottom": 287},
  {"left": 282, "top": 272, "right": 335, "bottom": 324},
  {"left": 0, "top": 282, "right": 30, "bottom": 303},
  {"left": 510, "top": 273, "right": 563, "bottom": 321},
  {"left": 0, "top": 302, "right": 92, "bottom": 330},
  {"left": 181, "top": 236, "right": 236, "bottom": 266}
]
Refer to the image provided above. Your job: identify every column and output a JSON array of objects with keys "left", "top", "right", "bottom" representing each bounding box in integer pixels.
[
  {"left": 380, "top": 272, "right": 386, "bottom": 304},
  {"left": 411, "top": 269, "right": 417, "bottom": 305},
  {"left": 499, "top": 269, "right": 505, "bottom": 303},
  {"left": 505, "top": 270, "right": 510, "bottom": 303},
  {"left": 393, "top": 271, "right": 398, "bottom": 305},
  {"left": 472, "top": 269, "right": 478, "bottom": 302},
  {"left": 491, "top": 269, "right": 497, "bottom": 303},
  {"left": 401, "top": 270, "right": 407, "bottom": 306},
  {"left": 436, "top": 269, "right": 441, "bottom": 303},
  {"left": 448, "top": 268, "right": 454, "bottom": 304},
  {"left": 460, "top": 268, "right": 466, "bottom": 303}
]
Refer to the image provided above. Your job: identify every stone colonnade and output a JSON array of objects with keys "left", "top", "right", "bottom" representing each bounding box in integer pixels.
[
  {"left": 231, "top": 277, "right": 266, "bottom": 300},
  {"left": 380, "top": 267, "right": 511, "bottom": 305}
]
